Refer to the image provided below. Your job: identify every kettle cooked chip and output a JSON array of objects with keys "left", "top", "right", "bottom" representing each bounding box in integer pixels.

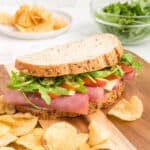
[
  {"left": 0, "top": 133, "right": 17, "bottom": 147},
  {"left": 0, "top": 147, "right": 15, "bottom": 150},
  {"left": 91, "top": 139, "right": 118, "bottom": 150},
  {"left": 0, "top": 113, "right": 38, "bottom": 136},
  {"left": 16, "top": 128, "right": 44, "bottom": 150},
  {"left": 88, "top": 120, "right": 110, "bottom": 146},
  {"left": 0, "top": 123, "right": 10, "bottom": 137},
  {"left": 43, "top": 122, "right": 89, "bottom": 150},
  {"left": 108, "top": 96, "right": 143, "bottom": 121}
]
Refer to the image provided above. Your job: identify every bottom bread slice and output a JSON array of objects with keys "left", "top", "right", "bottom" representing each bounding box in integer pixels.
[{"left": 15, "top": 82, "right": 124, "bottom": 119}]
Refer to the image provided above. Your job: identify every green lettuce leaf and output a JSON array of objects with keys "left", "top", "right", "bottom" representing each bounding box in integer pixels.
[{"left": 120, "top": 51, "right": 142, "bottom": 73}]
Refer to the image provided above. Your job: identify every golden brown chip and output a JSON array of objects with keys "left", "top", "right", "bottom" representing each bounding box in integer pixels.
[
  {"left": 16, "top": 128, "right": 44, "bottom": 150},
  {"left": 0, "top": 133, "right": 17, "bottom": 147},
  {"left": 43, "top": 122, "right": 80, "bottom": 150},
  {"left": 53, "top": 16, "right": 68, "bottom": 30},
  {"left": 91, "top": 139, "right": 117, "bottom": 150},
  {"left": 0, "top": 13, "right": 13, "bottom": 25},
  {"left": 0, "top": 113, "right": 38, "bottom": 136},
  {"left": 75, "top": 133, "right": 89, "bottom": 149},
  {"left": 88, "top": 120, "right": 110, "bottom": 146},
  {"left": 13, "top": 4, "right": 33, "bottom": 28},
  {"left": 0, "top": 123, "right": 10, "bottom": 137},
  {"left": 78, "top": 143, "right": 91, "bottom": 150},
  {"left": 0, "top": 147, "right": 15, "bottom": 150},
  {"left": 108, "top": 96, "right": 143, "bottom": 121}
]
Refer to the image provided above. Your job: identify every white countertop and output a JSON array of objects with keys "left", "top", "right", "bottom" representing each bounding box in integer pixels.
[{"left": 0, "top": 3, "right": 150, "bottom": 64}]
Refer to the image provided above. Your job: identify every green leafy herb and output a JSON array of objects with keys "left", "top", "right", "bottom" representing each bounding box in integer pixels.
[
  {"left": 120, "top": 51, "right": 142, "bottom": 72},
  {"left": 95, "top": 0, "right": 150, "bottom": 43}
]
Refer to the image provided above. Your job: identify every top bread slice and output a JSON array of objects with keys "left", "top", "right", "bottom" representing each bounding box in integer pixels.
[{"left": 15, "top": 33, "right": 124, "bottom": 77}]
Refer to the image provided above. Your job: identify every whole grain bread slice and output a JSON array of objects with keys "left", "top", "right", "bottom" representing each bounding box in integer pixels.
[{"left": 15, "top": 33, "right": 123, "bottom": 77}]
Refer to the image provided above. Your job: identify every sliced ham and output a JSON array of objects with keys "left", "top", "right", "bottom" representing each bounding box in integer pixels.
[
  {"left": 4, "top": 89, "right": 28, "bottom": 105},
  {"left": 87, "top": 87, "right": 104, "bottom": 103},
  {"left": 4, "top": 90, "right": 89, "bottom": 115},
  {"left": 123, "top": 70, "right": 136, "bottom": 80}
]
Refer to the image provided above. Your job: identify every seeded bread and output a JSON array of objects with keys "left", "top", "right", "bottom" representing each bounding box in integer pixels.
[
  {"left": 15, "top": 82, "right": 124, "bottom": 119},
  {"left": 15, "top": 33, "right": 123, "bottom": 77}
]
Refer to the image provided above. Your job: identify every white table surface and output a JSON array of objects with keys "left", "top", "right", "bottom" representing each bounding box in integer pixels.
[{"left": 0, "top": 1, "right": 150, "bottom": 64}]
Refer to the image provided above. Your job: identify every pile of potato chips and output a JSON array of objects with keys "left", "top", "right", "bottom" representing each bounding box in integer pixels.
[
  {"left": 0, "top": 94, "right": 143, "bottom": 150},
  {"left": 0, "top": 4, "right": 68, "bottom": 32}
]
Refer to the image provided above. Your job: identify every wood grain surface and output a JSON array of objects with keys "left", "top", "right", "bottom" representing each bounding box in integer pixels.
[{"left": 106, "top": 53, "right": 150, "bottom": 150}]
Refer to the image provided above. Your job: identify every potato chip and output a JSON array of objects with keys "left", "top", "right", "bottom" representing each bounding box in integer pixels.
[
  {"left": 43, "top": 122, "right": 80, "bottom": 150},
  {"left": 0, "top": 133, "right": 17, "bottom": 147},
  {"left": 0, "top": 123, "right": 10, "bottom": 137},
  {"left": 9, "top": 143, "right": 27, "bottom": 150},
  {"left": 13, "top": 4, "right": 33, "bottom": 28},
  {"left": 16, "top": 128, "right": 44, "bottom": 150},
  {"left": 0, "top": 13, "right": 13, "bottom": 25},
  {"left": 0, "top": 115, "right": 16, "bottom": 125},
  {"left": 0, "top": 147, "right": 15, "bottom": 150},
  {"left": 0, "top": 113, "right": 38, "bottom": 136},
  {"left": 88, "top": 120, "right": 110, "bottom": 146},
  {"left": 91, "top": 139, "right": 118, "bottom": 150},
  {"left": 53, "top": 16, "right": 68, "bottom": 30},
  {"left": 78, "top": 143, "right": 91, "bottom": 150},
  {"left": 108, "top": 96, "right": 143, "bottom": 121},
  {"left": 75, "top": 133, "right": 89, "bottom": 149},
  {"left": 10, "top": 113, "right": 38, "bottom": 136}
]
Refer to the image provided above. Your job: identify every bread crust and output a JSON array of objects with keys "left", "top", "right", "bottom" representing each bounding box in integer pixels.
[
  {"left": 15, "top": 82, "right": 124, "bottom": 119},
  {"left": 15, "top": 34, "right": 123, "bottom": 77}
]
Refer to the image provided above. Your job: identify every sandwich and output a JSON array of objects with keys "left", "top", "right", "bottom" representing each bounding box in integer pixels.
[{"left": 4, "top": 33, "right": 142, "bottom": 118}]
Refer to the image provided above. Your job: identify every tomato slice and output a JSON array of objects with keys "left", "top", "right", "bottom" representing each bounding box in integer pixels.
[
  {"left": 48, "top": 93, "right": 60, "bottom": 99},
  {"left": 82, "top": 77, "right": 97, "bottom": 87},
  {"left": 60, "top": 82, "right": 77, "bottom": 91},
  {"left": 120, "top": 64, "right": 134, "bottom": 73},
  {"left": 95, "top": 78, "right": 107, "bottom": 87},
  {"left": 105, "top": 74, "right": 120, "bottom": 80}
]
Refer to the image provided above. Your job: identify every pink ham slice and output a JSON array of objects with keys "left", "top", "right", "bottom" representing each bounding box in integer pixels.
[
  {"left": 87, "top": 87, "right": 104, "bottom": 103},
  {"left": 123, "top": 70, "right": 136, "bottom": 80},
  {"left": 4, "top": 90, "right": 89, "bottom": 115}
]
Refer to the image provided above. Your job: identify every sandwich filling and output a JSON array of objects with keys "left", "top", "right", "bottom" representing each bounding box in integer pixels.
[{"left": 5, "top": 52, "right": 142, "bottom": 114}]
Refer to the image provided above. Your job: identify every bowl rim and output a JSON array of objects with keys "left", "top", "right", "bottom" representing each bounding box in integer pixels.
[{"left": 95, "top": 17, "right": 150, "bottom": 28}]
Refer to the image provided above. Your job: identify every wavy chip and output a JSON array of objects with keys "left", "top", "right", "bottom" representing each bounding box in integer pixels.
[
  {"left": 0, "top": 147, "right": 15, "bottom": 150},
  {"left": 108, "top": 96, "right": 143, "bottom": 121},
  {"left": 0, "top": 123, "right": 10, "bottom": 137},
  {"left": 0, "top": 133, "right": 17, "bottom": 147},
  {"left": 91, "top": 139, "right": 117, "bottom": 150},
  {"left": 88, "top": 120, "right": 110, "bottom": 146},
  {"left": 0, "top": 13, "right": 13, "bottom": 25},
  {"left": 43, "top": 122, "right": 88, "bottom": 150},
  {"left": 0, "top": 113, "right": 38, "bottom": 136},
  {"left": 16, "top": 128, "right": 44, "bottom": 150},
  {"left": 75, "top": 133, "right": 89, "bottom": 149}
]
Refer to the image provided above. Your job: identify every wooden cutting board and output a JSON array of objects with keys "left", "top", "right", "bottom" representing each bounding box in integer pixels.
[
  {"left": 0, "top": 52, "right": 150, "bottom": 150},
  {"left": 106, "top": 53, "right": 150, "bottom": 150}
]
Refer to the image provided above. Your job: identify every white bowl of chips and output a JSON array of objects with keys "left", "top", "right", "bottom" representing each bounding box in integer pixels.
[{"left": 0, "top": 5, "right": 72, "bottom": 40}]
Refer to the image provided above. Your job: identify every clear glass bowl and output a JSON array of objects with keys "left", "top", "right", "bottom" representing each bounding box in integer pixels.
[{"left": 90, "top": 0, "right": 150, "bottom": 45}]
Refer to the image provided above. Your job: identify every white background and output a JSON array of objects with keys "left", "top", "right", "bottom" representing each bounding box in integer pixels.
[{"left": 0, "top": 0, "right": 150, "bottom": 63}]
